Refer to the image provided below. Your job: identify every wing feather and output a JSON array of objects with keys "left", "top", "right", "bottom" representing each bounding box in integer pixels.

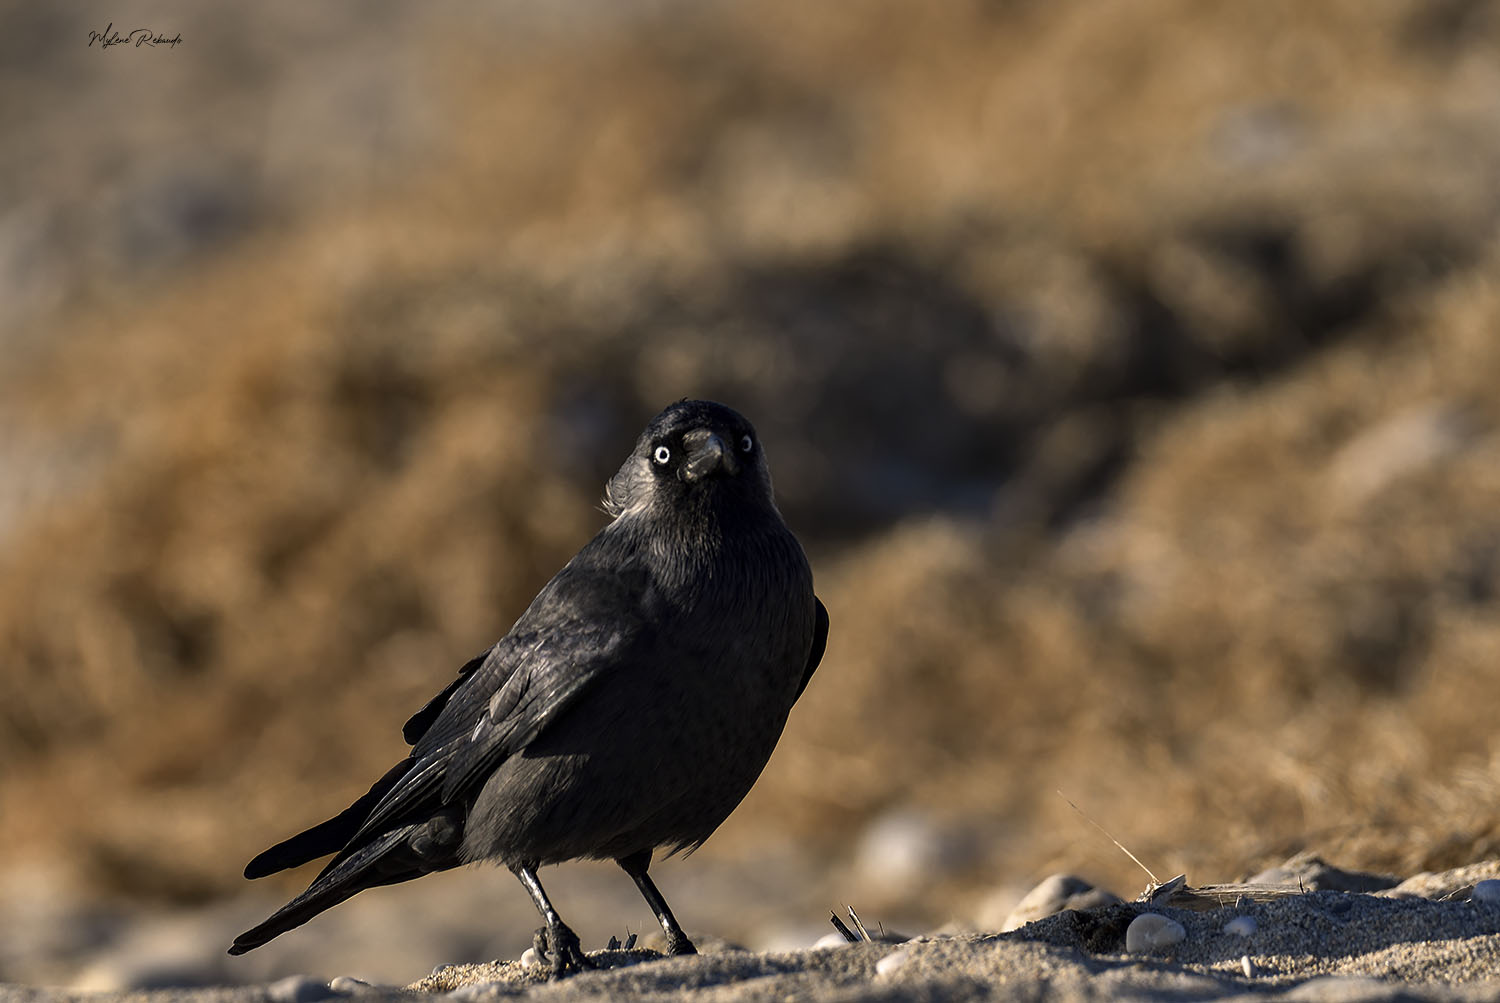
[
  {"left": 343, "top": 541, "right": 653, "bottom": 846},
  {"left": 793, "top": 596, "right": 829, "bottom": 701}
]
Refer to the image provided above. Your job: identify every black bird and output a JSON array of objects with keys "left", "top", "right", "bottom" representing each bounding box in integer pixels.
[{"left": 230, "top": 400, "right": 828, "bottom": 977}]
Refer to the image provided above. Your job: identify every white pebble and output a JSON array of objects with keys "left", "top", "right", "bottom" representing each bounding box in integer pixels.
[
  {"left": 1472, "top": 880, "right": 1500, "bottom": 904},
  {"left": 875, "top": 947, "right": 912, "bottom": 976},
  {"left": 1241, "top": 955, "right": 1255, "bottom": 978},
  {"left": 268, "top": 975, "right": 334, "bottom": 1003},
  {"left": 1223, "top": 915, "right": 1257, "bottom": 937},
  {"left": 1125, "top": 913, "right": 1186, "bottom": 953},
  {"left": 519, "top": 947, "right": 538, "bottom": 967},
  {"left": 813, "top": 931, "right": 853, "bottom": 949},
  {"left": 328, "top": 977, "right": 370, "bottom": 994}
]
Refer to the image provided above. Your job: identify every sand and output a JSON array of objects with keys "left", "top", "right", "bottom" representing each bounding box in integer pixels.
[{"left": 6, "top": 860, "right": 1499, "bottom": 1003}]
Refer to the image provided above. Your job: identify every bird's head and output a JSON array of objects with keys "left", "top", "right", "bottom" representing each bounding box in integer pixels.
[{"left": 603, "top": 400, "right": 776, "bottom": 520}]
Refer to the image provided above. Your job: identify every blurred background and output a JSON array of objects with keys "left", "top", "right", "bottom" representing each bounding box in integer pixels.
[{"left": 4, "top": 0, "right": 1500, "bottom": 990}]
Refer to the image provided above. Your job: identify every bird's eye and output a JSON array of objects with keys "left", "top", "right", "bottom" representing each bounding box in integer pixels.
[
  {"left": 652, "top": 445, "right": 671, "bottom": 465},
  {"left": 739, "top": 434, "right": 753, "bottom": 453}
]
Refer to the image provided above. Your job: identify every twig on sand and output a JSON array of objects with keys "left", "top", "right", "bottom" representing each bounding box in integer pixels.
[
  {"left": 846, "top": 906, "right": 873, "bottom": 942},
  {"left": 830, "top": 905, "right": 877, "bottom": 943},
  {"left": 1143, "top": 881, "right": 1313, "bottom": 912}
]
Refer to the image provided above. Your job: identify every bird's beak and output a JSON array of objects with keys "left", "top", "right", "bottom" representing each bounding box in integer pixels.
[{"left": 680, "top": 429, "right": 738, "bottom": 482}]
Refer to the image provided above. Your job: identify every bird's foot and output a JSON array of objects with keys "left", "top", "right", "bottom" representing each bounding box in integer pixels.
[
  {"left": 665, "top": 931, "right": 698, "bottom": 956},
  {"left": 532, "top": 923, "right": 595, "bottom": 978}
]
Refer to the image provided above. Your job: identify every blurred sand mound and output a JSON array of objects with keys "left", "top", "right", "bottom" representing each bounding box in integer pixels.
[{"left": 2, "top": 0, "right": 1499, "bottom": 927}]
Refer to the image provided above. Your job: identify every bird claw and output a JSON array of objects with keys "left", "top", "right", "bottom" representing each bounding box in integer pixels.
[
  {"left": 666, "top": 932, "right": 698, "bottom": 956},
  {"left": 532, "top": 924, "right": 594, "bottom": 978}
]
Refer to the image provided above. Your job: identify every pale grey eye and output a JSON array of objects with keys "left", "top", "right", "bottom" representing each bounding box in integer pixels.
[
  {"left": 652, "top": 445, "right": 671, "bottom": 465},
  {"left": 739, "top": 434, "right": 753, "bottom": 453}
]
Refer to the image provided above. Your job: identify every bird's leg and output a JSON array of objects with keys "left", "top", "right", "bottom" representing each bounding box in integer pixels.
[
  {"left": 510, "top": 863, "right": 594, "bottom": 977},
  {"left": 618, "top": 851, "right": 697, "bottom": 956}
]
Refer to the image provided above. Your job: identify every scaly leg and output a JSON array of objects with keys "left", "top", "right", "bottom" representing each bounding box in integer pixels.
[
  {"left": 618, "top": 851, "right": 697, "bottom": 956},
  {"left": 511, "top": 863, "right": 594, "bottom": 978}
]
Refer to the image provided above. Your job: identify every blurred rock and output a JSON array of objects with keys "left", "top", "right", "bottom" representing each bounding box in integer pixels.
[
  {"left": 851, "top": 811, "right": 977, "bottom": 902},
  {"left": 999, "top": 875, "right": 1124, "bottom": 933},
  {"left": 327, "top": 977, "right": 373, "bottom": 994},
  {"left": 68, "top": 913, "right": 231, "bottom": 991},
  {"left": 1249, "top": 855, "right": 1401, "bottom": 894},
  {"left": 267, "top": 976, "right": 335, "bottom": 1003},
  {"left": 1383, "top": 861, "right": 1500, "bottom": 900}
]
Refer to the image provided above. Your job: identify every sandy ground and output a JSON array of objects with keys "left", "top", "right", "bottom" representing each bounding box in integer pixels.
[{"left": 5, "top": 859, "right": 1499, "bottom": 1003}]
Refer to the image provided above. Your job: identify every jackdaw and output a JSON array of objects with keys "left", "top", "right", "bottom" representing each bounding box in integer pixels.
[{"left": 230, "top": 400, "right": 828, "bottom": 977}]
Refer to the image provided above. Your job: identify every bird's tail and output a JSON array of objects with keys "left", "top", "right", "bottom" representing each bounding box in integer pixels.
[
  {"left": 229, "top": 809, "right": 464, "bottom": 955},
  {"left": 231, "top": 829, "right": 410, "bottom": 954}
]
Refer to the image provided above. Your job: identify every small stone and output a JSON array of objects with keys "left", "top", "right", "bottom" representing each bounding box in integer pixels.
[
  {"left": 1472, "top": 880, "right": 1500, "bottom": 904},
  {"left": 519, "top": 947, "right": 538, "bottom": 968},
  {"left": 1124, "top": 913, "right": 1186, "bottom": 953},
  {"left": 268, "top": 975, "right": 335, "bottom": 1003},
  {"left": 813, "top": 932, "right": 852, "bottom": 949},
  {"left": 875, "top": 947, "right": 912, "bottom": 976},
  {"left": 1241, "top": 955, "right": 1255, "bottom": 978},
  {"left": 328, "top": 977, "right": 371, "bottom": 994},
  {"left": 1001, "top": 874, "right": 1123, "bottom": 932},
  {"left": 1223, "top": 915, "right": 1257, "bottom": 937}
]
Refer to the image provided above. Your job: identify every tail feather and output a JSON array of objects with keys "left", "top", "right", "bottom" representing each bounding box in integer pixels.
[
  {"left": 230, "top": 809, "right": 463, "bottom": 955},
  {"left": 244, "top": 759, "right": 414, "bottom": 879},
  {"left": 230, "top": 829, "right": 412, "bottom": 954}
]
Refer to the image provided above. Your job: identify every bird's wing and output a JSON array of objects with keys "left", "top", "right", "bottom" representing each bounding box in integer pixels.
[
  {"left": 401, "top": 648, "right": 490, "bottom": 745},
  {"left": 429, "top": 619, "right": 635, "bottom": 803},
  {"left": 792, "top": 596, "right": 829, "bottom": 701},
  {"left": 345, "top": 548, "right": 652, "bottom": 845}
]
